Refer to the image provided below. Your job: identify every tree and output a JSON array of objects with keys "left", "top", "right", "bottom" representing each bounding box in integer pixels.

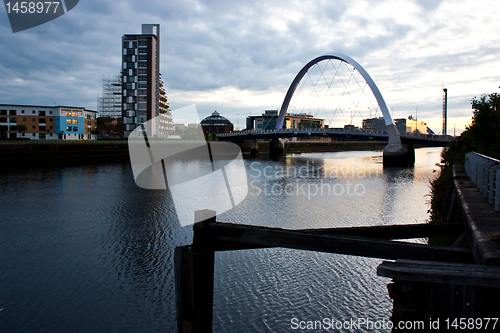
[
  {"left": 210, "top": 131, "right": 217, "bottom": 142},
  {"left": 16, "top": 124, "right": 27, "bottom": 136},
  {"left": 429, "top": 92, "right": 500, "bottom": 235},
  {"left": 183, "top": 127, "right": 204, "bottom": 141},
  {"left": 435, "top": 92, "right": 500, "bottom": 169},
  {"left": 467, "top": 93, "right": 500, "bottom": 158}
]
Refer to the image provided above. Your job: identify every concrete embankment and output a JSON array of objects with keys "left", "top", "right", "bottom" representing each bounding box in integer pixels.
[
  {"left": 0, "top": 142, "right": 130, "bottom": 165},
  {"left": 0, "top": 140, "right": 386, "bottom": 166}
]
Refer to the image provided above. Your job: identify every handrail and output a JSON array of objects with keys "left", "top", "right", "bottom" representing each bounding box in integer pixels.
[{"left": 464, "top": 152, "right": 500, "bottom": 211}]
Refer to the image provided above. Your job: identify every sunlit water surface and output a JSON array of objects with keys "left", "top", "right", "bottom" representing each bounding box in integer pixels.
[{"left": 0, "top": 148, "right": 442, "bottom": 332}]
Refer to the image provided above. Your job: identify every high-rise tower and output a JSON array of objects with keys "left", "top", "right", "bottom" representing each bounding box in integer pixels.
[
  {"left": 122, "top": 24, "right": 160, "bottom": 137},
  {"left": 442, "top": 88, "right": 448, "bottom": 136}
]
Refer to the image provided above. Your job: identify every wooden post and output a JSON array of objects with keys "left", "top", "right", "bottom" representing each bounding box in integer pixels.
[{"left": 175, "top": 210, "right": 216, "bottom": 333}]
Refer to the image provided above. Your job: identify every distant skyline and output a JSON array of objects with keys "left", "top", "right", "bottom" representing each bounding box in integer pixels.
[{"left": 1, "top": 0, "right": 499, "bottom": 134}]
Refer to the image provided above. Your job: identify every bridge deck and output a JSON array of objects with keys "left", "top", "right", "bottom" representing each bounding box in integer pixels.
[{"left": 219, "top": 128, "right": 453, "bottom": 147}]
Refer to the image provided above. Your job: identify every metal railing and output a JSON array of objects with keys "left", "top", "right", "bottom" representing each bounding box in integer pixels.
[
  {"left": 219, "top": 128, "right": 452, "bottom": 140},
  {"left": 464, "top": 151, "right": 500, "bottom": 211}
]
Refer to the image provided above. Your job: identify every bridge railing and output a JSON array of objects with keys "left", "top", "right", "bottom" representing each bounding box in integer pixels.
[
  {"left": 219, "top": 128, "right": 451, "bottom": 140},
  {"left": 465, "top": 151, "right": 500, "bottom": 211}
]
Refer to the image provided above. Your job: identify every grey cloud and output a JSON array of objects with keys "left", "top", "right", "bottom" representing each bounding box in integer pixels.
[{"left": 0, "top": 0, "right": 497, "bottom": 131}]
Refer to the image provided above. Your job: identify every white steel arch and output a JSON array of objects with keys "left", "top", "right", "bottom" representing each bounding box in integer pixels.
[{"left": 276, "top": 53, "right": 397, "bottom": 132}]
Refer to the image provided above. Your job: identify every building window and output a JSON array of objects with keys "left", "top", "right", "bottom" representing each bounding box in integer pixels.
[
  {"left": 66, "top": 119, "right": 72, "bottom": 124},
  {"left": 32, "top": 126, "right": 35, "bottom": 129},
  {"left": 49, "top": 118, "right": 52, "bottom": 122},
  {"left": 32, "top": 110, "right": 35, "bottom": 114},
  {"left": 67, "top": 126, "right": 72, "bottom": 132},
  {"left": 72, "top": 112, "right": 78, "bottom": 117},
  {"left": 32, "top": 118, "right": 35, "bottom": 121},
  {"left": 9, "top": 110, "right": 16, "bottom": 115},
  {"left": 23, "top": 118, "right": 26, "bottom": 121},
  {"left": 73, "top": 126, "right": 78, "bottom": 131},
  {"left": 49, "top": 111, "right": 52, "bottom": 114},
  {"left": 72, "top": 119, "right": 78, "bottom": 124},
  {"left": 39, "top": 111, "right": 46, "bottom": 116},
  {"left": 21, "top": 110, "right": 24, "bottom": 113},
  {"left": 50, "top": 126, "right": 53, "bottom": 129},
  {"left": 39, "top": 119, "right": 46, "bottom": 124},
  {"left": 32, "top": 133, "right": 35, "bottom": 136},
  {"left": 8, "top": 118, "right": 16, "bottom": 123}
]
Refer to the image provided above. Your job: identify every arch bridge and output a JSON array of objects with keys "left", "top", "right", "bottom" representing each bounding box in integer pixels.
[{"left": 219, "top": 53, "right": 452, "bottom": 166}]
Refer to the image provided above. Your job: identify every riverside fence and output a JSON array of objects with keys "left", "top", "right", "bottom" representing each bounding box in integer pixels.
[{"left": 464, "top": 151, "right": 500, "bottom": 211}]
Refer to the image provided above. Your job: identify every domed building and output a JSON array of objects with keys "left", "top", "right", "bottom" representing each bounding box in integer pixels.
[{"left": 200, "top": 111, "right": 233, "bottom": 134}]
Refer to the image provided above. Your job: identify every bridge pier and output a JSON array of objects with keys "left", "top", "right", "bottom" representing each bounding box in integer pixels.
[
  {"left": 269, "top": 138, "right": 285, "bottom": 157},
  {"left": 383, "top": 124, "right": 415, "bottom": 167},
  {"left": 250, "top": 139, "right": 259, "bottom": 156},
  {"left": 383, "top": 143, "right": 415, "bottom": 167}
]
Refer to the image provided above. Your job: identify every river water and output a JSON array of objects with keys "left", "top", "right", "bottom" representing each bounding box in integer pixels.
[{"left": 0, "top": 147, "right": 442, "bottom": 332}]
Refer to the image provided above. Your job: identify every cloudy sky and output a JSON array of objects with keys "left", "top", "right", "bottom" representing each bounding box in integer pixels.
[{"left": 1, "top": 0, "right": 499, "bottom": 134}]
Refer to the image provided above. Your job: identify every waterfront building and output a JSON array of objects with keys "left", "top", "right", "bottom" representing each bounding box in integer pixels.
[
  {"left": 362, "top": 116, "right": 433, "bottom": 134},
  {"left": 122, "top": 24, "right": 161, "bottom": 137},
  {"left": 96, "top": 116, "right": 122, "bottom": 138},
  {"left": 285, "top": 112, "right": 324, "bottom": 129},
  {"left": 246, "top": 110, "right": 279, "bottom": 130},
  {"left": 0, "top": 104, "right": 97, "bottom": 140},
  {"left": 395, "top": 116, "right": 429, "bottom": 134},
  {"left": 158, "top": 77, "right": 173, "bottom": 136},
  {"left": 362, "top": 117, "right": 387, "bottom": 131},
  {"left": 122, "top": 25, "right": 173, "bottom": 137},
  {"left": 246, "top": 110, "right": 324, "bottom": 130},
  {"left": 200, "top": 111, "right": 233, "bottom": 134}
]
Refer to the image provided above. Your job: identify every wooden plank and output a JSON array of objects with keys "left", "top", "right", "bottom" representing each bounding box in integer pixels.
[
  {"left": 303, "top": 222, "right": 463, "bottom": 239},
  {"left": 175, "top": 245, "right": 200, "bottom": 333},
  {"left": 191, "top": 210, "right": 216, "bottom": 333},
  {"left": 211, "top": 222, "right": 464, "bottom": 251},
  {"left": 377, "top": 259, "right": 500, "bottom": 287},
  {"left": 207, "top": 222, "right": 473, "bottom": 263}
]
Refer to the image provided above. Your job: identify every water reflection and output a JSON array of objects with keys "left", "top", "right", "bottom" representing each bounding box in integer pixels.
[{"left": 0, "top": 148, "right": 442, "bottom": 333}]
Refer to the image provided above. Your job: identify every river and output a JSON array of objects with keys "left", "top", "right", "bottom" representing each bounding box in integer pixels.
[{"left": 0, "top": 147, "right": 442, "bottom": 332}]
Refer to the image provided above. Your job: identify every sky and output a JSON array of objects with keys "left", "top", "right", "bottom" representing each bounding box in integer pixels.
[{"left": 1, "top": 0, "right": 499, "bottom": 134}]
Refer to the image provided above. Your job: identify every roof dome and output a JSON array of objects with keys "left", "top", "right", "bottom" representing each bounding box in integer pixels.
[{"left": 200, "top": 110, "right": 232, "bottom": 125}]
